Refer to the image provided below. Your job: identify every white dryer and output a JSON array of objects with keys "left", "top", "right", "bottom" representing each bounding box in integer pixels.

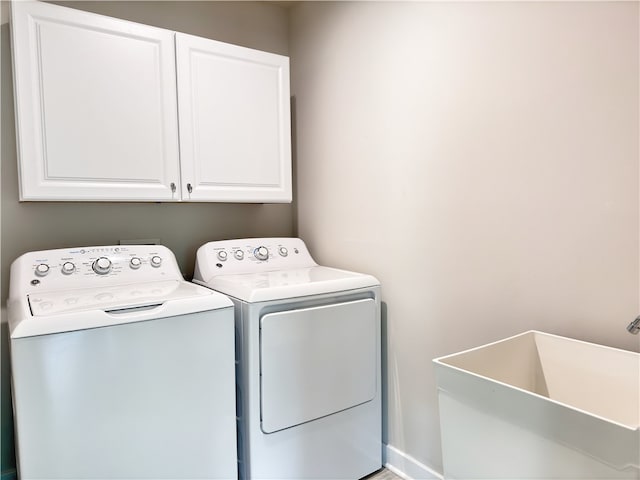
[
  {"left": 193, "top": 237, "right": 382, "bottom": 480},
  {"left": 8, "top": 245, "right": 237, "bottom": 480}
]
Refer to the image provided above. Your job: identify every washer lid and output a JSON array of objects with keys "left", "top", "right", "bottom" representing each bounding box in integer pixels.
[
  {"left": 11, "top": 280, "right": 233, "bottom": 338},
  {"left": 200, "top": 266, "right": 379, "bottom": 302},
  {"left": 28, "top": 280, "right": 213, "bottom": 316}
]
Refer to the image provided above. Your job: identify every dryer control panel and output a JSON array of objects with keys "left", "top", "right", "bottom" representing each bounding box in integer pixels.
[
  {"left": 194, "top": 238, "right": 317, "bottom": 281},
  {"left": 10, "top": 245, "right": 182, "bottom": 296}
]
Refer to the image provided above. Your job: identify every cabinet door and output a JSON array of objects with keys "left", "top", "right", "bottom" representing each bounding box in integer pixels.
[
  {"left": 11, "top": 2, "right": 180, "bottom": 201},
  {"left": 176, "top": 33, "right": 292, "bottom": 203}
]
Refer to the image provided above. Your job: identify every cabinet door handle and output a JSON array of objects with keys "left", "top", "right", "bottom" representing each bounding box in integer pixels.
[
  {"left": 187, "top": 183, "right": 193, "bottom": 194},
  {"left": 170, "top": 182, "right": 176, "bottom": 193}
]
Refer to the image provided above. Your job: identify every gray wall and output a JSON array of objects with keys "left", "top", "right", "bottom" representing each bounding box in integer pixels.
[
  {"left": 290, "top": 1, "right": 639, "bottom": 475},
  {"left": 1, "top": 2, "right": 292, "bottom": 476},
  {"left": 3, "top": 2, "right": 640, "bottom": 478}
]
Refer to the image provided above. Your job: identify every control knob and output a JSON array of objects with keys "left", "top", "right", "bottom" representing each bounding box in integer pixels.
[
  {"left": 150, "top": 255, "right": 162, "bottom": 268},
  {"left": 217, "top": 250, "right": 228, "bottom": 262},
  {"left": 234, "top": 250, "right": 244, "bottom": 260},
  {"left": 92, "top": 257, "right": 112, "bottom": 275},
  {"left": 254, "top": 246, "right": 269, "bottom": 261},
  {"left": 129, "top": 257, "right": 142, "bottom": 270},
  {"left": 35, "top": 263, "right": 50, "bottom": 277},
  {"left": 61, "top": 262, "right": 76, "bottom": 275},
  {"left": 278, "top": 247, "right": 288, "bottom": 257}
]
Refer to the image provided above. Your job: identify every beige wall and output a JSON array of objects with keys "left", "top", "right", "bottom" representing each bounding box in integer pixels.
[
  {"left": 290, "top": 1, "right": 639, "bottom": 474},
  {"left": 2, "top": 1, "right": 639, "bottom": 477},
  {"left": 1, "top": 1, "right": 292, "bottom": 475}
]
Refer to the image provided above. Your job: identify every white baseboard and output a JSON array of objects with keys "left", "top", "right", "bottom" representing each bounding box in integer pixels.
[{"left": 384, "top": 444, "right": 443, "bottom": 480}]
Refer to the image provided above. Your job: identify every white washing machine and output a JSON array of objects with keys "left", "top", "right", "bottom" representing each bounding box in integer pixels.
[
  {"left": 8, "top": 245, "right": 237, "bottom": 480},
  {"left": 193, "top": 237, "right": 382, "bottom": 480}
]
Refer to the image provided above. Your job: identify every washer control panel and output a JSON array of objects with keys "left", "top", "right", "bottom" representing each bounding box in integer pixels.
[
  {"left": 194, "top": 238, "right": 317, "bottom": 280},
  {"left": 12, "top": 245, "right": 181, "bottom": 295}
]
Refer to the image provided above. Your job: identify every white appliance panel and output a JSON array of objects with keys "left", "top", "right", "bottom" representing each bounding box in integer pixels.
[
  {"left": 193, "top": 238, "right": 382, "bottom": 480},
  {"left": 9, "top": 245, "right": 231, "bottom": 338},
  {"left": 11, "top": 309, "right": 237, "bottom": 480},
  {"left": 9, "top": 245, "right": 237, "bottom": 479},
  {"left": 28, "top": 280, "right": 195, "bottom": 316},
  {"left": 209, "top": 266, "right": 378, "bottom": 302},
  {"left": 194, "top": 237, "right": 316, "bottom": 282},
  {"left": 248, "top": 389, "right": 380, "bottom": 480},
  {"left": 260, "top": 298, "right": 377, "bottom": 433}
]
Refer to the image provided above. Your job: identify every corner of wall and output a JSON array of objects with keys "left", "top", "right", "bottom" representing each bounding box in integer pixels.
[
  {"left": 0, "top": 2, "right": 9, "bottom": 26},
  {"left": 384, "top": 444, "right": 443, "bottom": 480}
]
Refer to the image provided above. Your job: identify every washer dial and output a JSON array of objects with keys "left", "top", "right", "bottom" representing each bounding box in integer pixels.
[
  {"left": 217, "top": 250, "right": 228, "bottom": 262},
  {"left": 150, "top": 255, "right": 163, "bottom": 268},
  {"left": 61, "top": 262, "right": 76, "bottom": 275},
  {"left": 35, "top": 263, "right": 50, "bottom": 277},
  {"left": 129, "top": 257, "right": 142, "bottom": 269},
  {"left": 92, "top": 257, "right": 112, "bottom": 275},
  {"left": 254, "top": 246, "right": 269, "bottom": 261},
  {"left": 234, "top": 250, "right": 244, "bottom": 260}
]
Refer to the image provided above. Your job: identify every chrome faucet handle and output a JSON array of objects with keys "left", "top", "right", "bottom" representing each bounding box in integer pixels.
[{"left": 627, "top": 315, "right": 640, "bottom": 334}]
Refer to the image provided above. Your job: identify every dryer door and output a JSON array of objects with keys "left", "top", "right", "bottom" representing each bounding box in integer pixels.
[{"left": 259, "top": 298, "right": 377, "bottom": 433}]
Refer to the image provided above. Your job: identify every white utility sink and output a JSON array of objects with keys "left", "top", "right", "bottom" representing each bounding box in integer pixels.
[{"left": 434, "top": 331, "right": 640, "bottom": 479}]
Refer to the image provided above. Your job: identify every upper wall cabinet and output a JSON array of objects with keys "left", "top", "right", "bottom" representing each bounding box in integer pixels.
[
  {"left": 176, "top": 34, "right": 291, "bottom": 203},
  {"left": 11, "top": 1, "right": 292, "bottom": 203},
  {"left": 11, "top": 1, "right": 181, "bottom": 201}
]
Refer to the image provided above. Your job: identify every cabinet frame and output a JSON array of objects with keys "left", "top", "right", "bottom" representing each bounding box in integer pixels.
[{"left": 11, "top": 1, "right": 292, "bottom": 203}]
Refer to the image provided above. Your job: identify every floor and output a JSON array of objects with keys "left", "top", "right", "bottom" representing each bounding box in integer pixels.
[{"left": 363, "top": 467, "right": 403, "bottom": 480}]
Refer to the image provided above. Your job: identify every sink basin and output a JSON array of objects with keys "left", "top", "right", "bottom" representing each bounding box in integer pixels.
[{"left": 434, "top": 331, "right": 640, "bottom": 479}]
